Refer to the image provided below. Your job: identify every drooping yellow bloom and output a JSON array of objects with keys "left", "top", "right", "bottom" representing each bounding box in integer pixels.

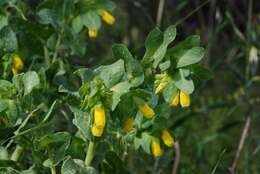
[
  {"left": 161, "top": 129, "right": 175, "bottom": 147},
  {"left": 91, "top": 105, "right": 106, "bottom": 137},
  {"left": 88, "top": 29, "right": 98, "bottom": 38},
  {"left": 93, "top": 106, "right": 106, "bottom": 127},
  {"left": 151, "top": 139, "right": 162, "bottom": 157},
  {"left": 170, "top": 91, "right": 180, "bottom": 107},
  {"left": 13, "top": 55, "right": 24, "bottom": 70},
  {"left": 91, "top": 125, "right": 104, "bottom": 137},
  {"left": 123, "top": 117, "right": 134, "bottom": 133},
  {"left": 138, "top": 103, "right": 155, "bottom": 119},
  {"left": 101, "top": 10, "right": 115, "bottom": 25},
  {"left": 180, "top": 91, "right": 190, "bottom": 107},
  {"left": 12, "top": 55, "right": 24, "bottom": 75}
]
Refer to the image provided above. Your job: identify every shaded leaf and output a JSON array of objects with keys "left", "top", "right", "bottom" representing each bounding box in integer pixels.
[
  {"left": 70, "top": 106, "right": 91, "bottom": 141},
  {"left": 172, "top": 69, "right": 194, "bottom": 94},
  {"left": 23, "top": 71, "right": 40, "bottom": 96},
  {"left": 112, "top": 44, "right": 144, "bottom": 87},
  {"left": 176, "top": 47, "right": 205, "bottom": 68},
  {"left": 0, "top": 27, "right": 17, "bottom": 56},
  {"left": 95, "top": 59, "right": 125, "bottom": 88}
]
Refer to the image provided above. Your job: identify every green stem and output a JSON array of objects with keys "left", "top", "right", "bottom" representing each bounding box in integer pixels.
[
  {"left": 8, "top": 3, "right": 27, "bottom": 21},
  {"left": 44, "top": 46, "right": 50, "bottom": 66},
  {"left": 52, "top": 34, "right": 62, "bottom": 63},
  {"left": 10, "top": 145, "right": 23, "bottom": 162},
  {"left": 51, "top": 166, "right": 56, "bottom": 174},
  {"left": 6, "top": 104, "right": 44, "bottom": 149},
  {"left": 85, "top": 141, "right": 95, "bottom": 166}
]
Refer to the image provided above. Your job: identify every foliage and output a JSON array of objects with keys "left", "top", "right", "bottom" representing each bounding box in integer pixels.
[{"left": 0, "top": 0, "right": 259, "bottom": 174}]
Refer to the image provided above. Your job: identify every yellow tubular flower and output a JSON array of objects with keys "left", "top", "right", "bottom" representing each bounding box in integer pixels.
[
  {"left": 93, "top": 106, "right": 106, "bottom": 127},
  {"left": 138, "top": 103, "right": 155, "bottom": 119},
  {"left": 161, "top": 129, "right": 175, "bottom": 147},
  {"left": 170, "top": 91, "right": 180, "bottom": 107},
  {"left": 180, "top": 91, "right": 190, "bottom": 107},
  {"left": 13, "top": 55, "right": 24, "bottom": 70},
  {"left": 151, "top": 139, "right": 162, "bottom": 157},
  {"left": 88, "top": 29, "right": 98, "bottom": 38},
  {"left": 91, "top": 125, "right": 104, "bottom": 137},
  {"left": 123, "top": 117, "right": 134, "bottom": 133},
  {"left": 101, "top": 10, "right": 115, "bottom": 25}
]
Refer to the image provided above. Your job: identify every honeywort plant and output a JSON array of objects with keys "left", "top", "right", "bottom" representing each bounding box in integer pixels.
[
  {"left": 0, "top": 1, "right": 212, "bottom": 174},
  {"left": 0, "top": 26, "right": 210, "bottom": 173},
  {"left": 72, "top": 25, "right": 210, "bottom": 172}
]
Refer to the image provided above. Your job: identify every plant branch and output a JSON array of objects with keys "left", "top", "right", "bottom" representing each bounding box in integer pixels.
[
  {"left": 85, "top": 141, "right": 95, "bottom": 166},
  {"left": 172, "top": 141, "right": 180, "bottom": 174},
  {"left": 10, "top": 145, "right": 24, "bottom": 162},
  {"left": 156, "top": 0, "right": 165, "bottom": 26},
  {"left": 228, "top": 116, "right": 251, "bottom": 174},
  {"left": 174, "top": 0, "right": 211, "bottom": 26},
  {"left": 44, "top": 46, "right": 50, "bottom": 66},
  {"left": 52, "top": 34, "right": 62, "bottom": 63},
  {"left": 6, "top": 104, "right": 44, "bottom": 149},
  {"left": 51, "top": 166, "right": 56, "bottom": 174}
]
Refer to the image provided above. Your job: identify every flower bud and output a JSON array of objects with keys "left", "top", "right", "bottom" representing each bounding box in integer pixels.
[
  {"left": 170, "top": 91, "right": 179, "bottom": 107},
  {"left": 180, "top": 91, "right": 190, "bottom": 107},
  {"left": 123, "top": 117, "right": 134, "bottom": 133},
  {"left": 151, "top": 139, "right": 162, "bottom": 157},
  {"left": 155, "top": 81, "right": 168, "bottom": 94},
  {"left": 88, "top": 29, "right": 98, "bottom": 38},
  {"left": 101, "top": 10, "right": 115, "bottom": 25},
  {"left": 161, "top": 129, "right": 175, "bottom": 147},
  {"left": 138, "top": 103, "right": 155, "bottom": 119}
]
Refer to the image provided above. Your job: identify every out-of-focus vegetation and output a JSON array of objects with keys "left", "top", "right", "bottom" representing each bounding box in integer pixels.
[{"left": 0, "top": 0, "right": 259, "bottom": 174}]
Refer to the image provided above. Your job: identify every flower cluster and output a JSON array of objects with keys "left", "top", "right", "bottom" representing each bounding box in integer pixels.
[
  {"left": 88, "top": 72, "right": 190, "bottom": 157},
  {"left": 151, "top": 129, "right": 175, "bottom": 157},
  {"left": 88, "top": 10, "right": 115, "bottom": 38}
]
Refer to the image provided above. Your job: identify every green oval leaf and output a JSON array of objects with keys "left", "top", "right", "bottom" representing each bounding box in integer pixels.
[{"left": 176, "top": 47, "right": 205, "bottom": 68}]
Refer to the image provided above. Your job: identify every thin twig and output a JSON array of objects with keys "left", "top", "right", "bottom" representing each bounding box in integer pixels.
[
  {"left": 210, "top": 149, "right": 226, "bottom": 174},
  {"left": 156, "top": 0, "right": 165, "bottom": 26},
  {"left": 172, "top": 141, "right": 180, "bottom": 174},
  {"left": 152, "top": 157, "right": 159, "bottom": 174},
  {"left": 174, "top": 0, "right": 211, "bottom": 26},
  {"left": 228, "top": 116, "right": 251, "bottom": 174}
]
